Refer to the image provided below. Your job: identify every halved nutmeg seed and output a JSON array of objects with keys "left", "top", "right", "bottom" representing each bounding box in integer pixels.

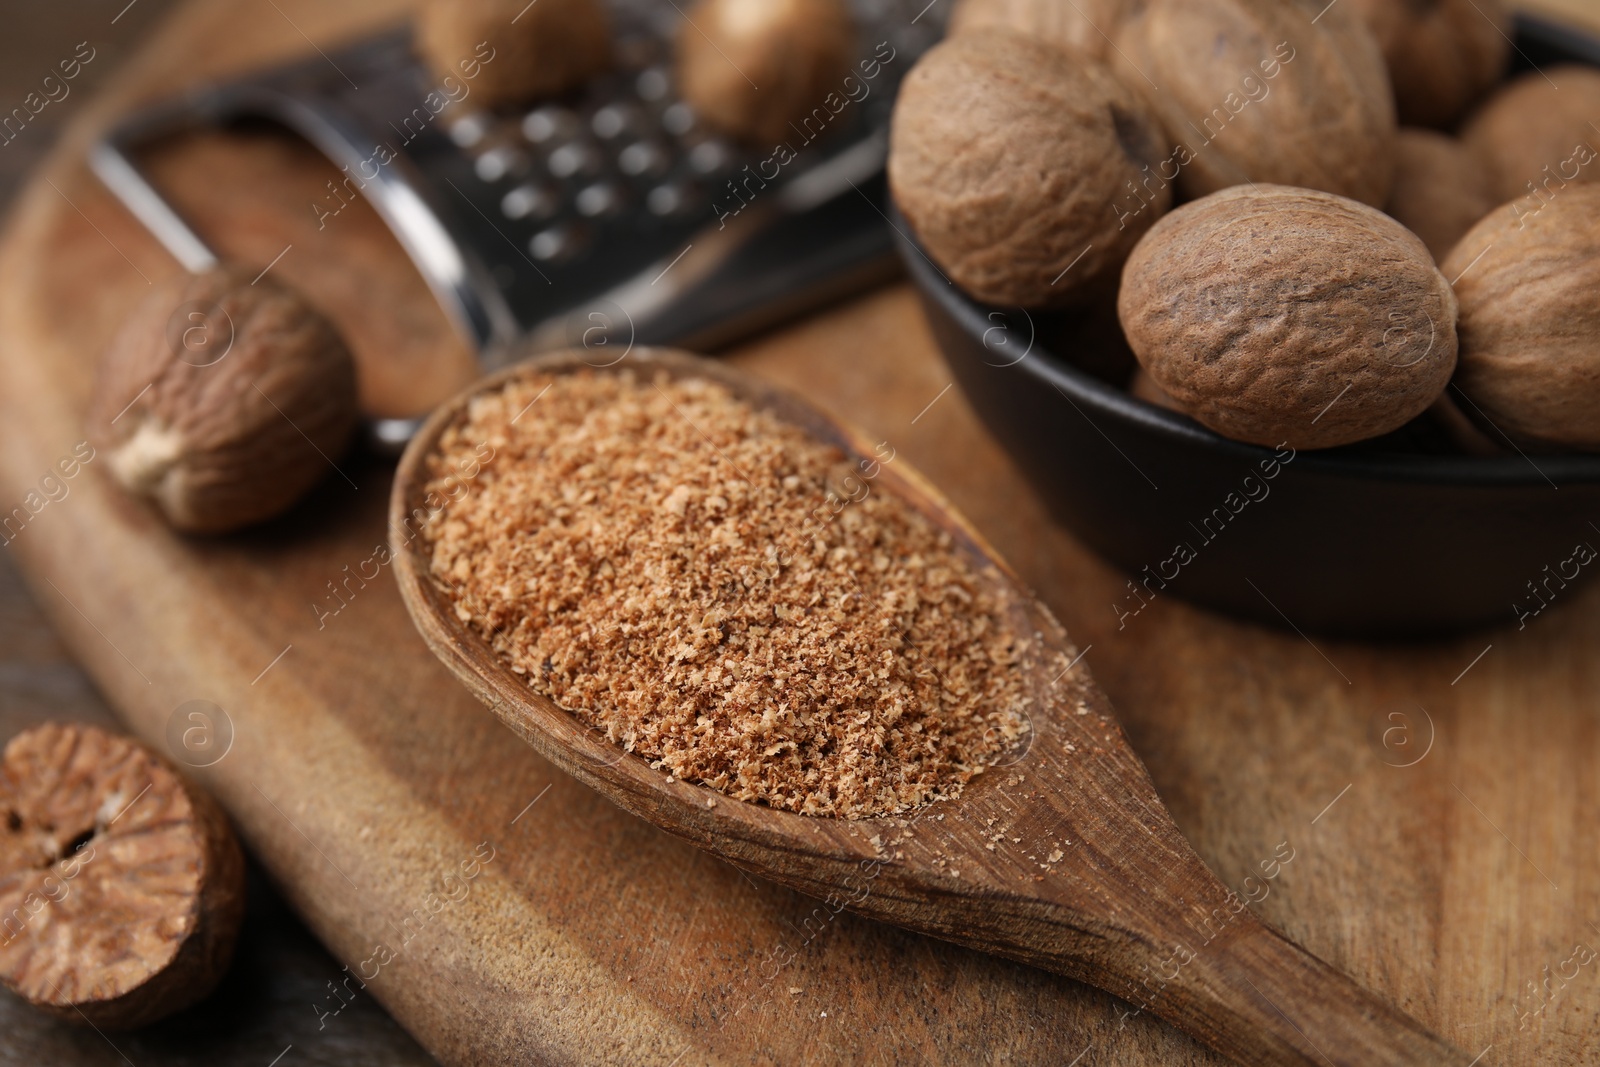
[{"left": 0, "top": 723, "right": 245, "bottom": 1029}]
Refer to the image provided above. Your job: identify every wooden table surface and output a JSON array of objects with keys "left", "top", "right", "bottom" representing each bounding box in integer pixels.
[
  {"left": 0, "top": 4, "right": 436, "bottom": 1064},
  {"left": 2, "top": 1, "right": 1599, "bottom": 1065},
  {"left": 0, "top": 545, "right": 441, "bottom": 1067}
]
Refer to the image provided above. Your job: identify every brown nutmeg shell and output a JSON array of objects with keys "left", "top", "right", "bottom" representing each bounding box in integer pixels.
[
  {"left": 86, "top": 266, "right": 360, "bottom": 535},
  {"left": 1111, "top": 0, "right": 1397, "bottom": 207},
  {"left": 0, "top": 723, "right": 245, "bottom": 1030},
  {"left": 416, "top": 0, "right": 611, "bottom": 107},
  {"left": 1385, "top": 128, "right": 1496, "bottom": 262},
  {"left": 1129, "top": 366, "right": 1183, "bottom": 413},
  {"left": 1461, "top": 65, "right": 1600, "bottom": 205},
  {"left": 676, "top": 0, "right": 856, "bottom": 145},
  {"left": 1118, "top": 184, "right": 1458, "bottom": 451},
  {"left": 1347, "top": 0, "right": 1509, "bottom": 128},
  {"left": 1441, "top": 183, "right": 1600, "bottom": 452},
  {"left": 948, "top": 0, "right": 1128, "bottom": 61},
  {"left": 889, "top": 28, "right": 1172, "bottom": 309}
]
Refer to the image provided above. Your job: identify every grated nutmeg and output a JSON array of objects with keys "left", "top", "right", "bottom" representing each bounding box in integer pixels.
[{"left": 421, "top": 370, "right": 1033, "bottom": 818}]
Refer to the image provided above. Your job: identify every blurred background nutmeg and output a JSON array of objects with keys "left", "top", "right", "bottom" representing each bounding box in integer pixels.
[
  {"left": 416, "top": 0, "right": 611, "bottom": 107},
  {"left": 1346, "top": 0, "right": 1510, "bottom": 128},
  {"left": 675, "top": 0, "right": 856, "bottom": 144},
  {"left": 947, "top": 0, "right": 1128, "bottom": 61},
  {"left": 1385, "top": 128, "right": 1496, "bottom": 262},
  {"left": 1461, "top": 64, "right": 1600, "bottom": 204}
]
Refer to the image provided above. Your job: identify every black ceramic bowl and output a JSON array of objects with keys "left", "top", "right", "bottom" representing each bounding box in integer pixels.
[{"left": 895, "top": 14, "right": 1600, "bottom": 638}]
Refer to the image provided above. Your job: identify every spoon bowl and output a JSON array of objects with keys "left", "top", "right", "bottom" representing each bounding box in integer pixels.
[{"left": 392, "top": 348, "right": 1469, "bottom": 1067}]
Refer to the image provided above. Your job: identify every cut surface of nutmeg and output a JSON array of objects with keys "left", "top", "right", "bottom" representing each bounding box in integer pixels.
[
  {"left": 1118, "top": 184, "right": 1458, "bottom": 450},
  {"left": 86, "top": 266, "right": 359, "bottom": 535},
  {"left": 676, "top": 0, "right": 856, "bottom": 144},
  {"left": 948, "top": 0, "right": 1128, "bottom": 61},
  {"left": 416, "top": 0, "right": 611, "bottom": 107},
  {"left": 889, "top": 28, "right": 1171, "bottom": 308},
  {"left": 0, "top": 723, "right": 245, "bottom": 1030},
  {"left": 1347, "top": 0, "right": 1509, "bottom": 128},
  {"left": 1443, "top": 183, "right": 1600, "bottom": 452},
  {"left": 1111, "top": 0, "right": 1397, "bottom": 207}
]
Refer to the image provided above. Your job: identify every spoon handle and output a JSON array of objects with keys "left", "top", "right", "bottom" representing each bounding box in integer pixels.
[{"left": 1096, "top": 912, "right": 1470, "bottom": 1067}]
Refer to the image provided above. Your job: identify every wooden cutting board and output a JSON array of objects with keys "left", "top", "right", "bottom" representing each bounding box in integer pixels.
[{"left": 2, "top": 1, "right": 1597, "bottom": 1063}]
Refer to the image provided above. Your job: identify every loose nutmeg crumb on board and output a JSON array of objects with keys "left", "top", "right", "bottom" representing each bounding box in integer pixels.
[{"left": 422, "top": 370, "right": 1034, "bottom": 818}]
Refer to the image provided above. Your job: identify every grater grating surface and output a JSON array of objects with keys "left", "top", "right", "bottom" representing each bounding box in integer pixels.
[{"left": 91, "top": 0, "right": 947, "bottom": 444}]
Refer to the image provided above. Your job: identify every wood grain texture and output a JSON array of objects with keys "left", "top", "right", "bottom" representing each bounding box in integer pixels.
[
  {"left": 0, "top": 1, "right": 1595, "bottom": 1065},
  {"left": 0, "top": 515, "right": 435, "bottom": 1065},
  {"left": 0, "top": 7, "right": 434, "bottom": 1061}
]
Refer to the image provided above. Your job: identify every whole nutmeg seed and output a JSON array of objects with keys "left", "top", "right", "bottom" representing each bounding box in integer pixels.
[
  {"left": 1347, "top": 0, "right": 1509, "bottom": 128},
  {"left": 1385, "top": 128, "right": 1496, "bottom": 262},
  {"left": 889, "top": 28, "right": 1171, "bottom": 308},
  {"left": 0, "top": 723, "right": 245, "bottom": 1030},
  {"left": 416, "top": 0, "right": 611, "bottom": 107},
  {"left": 676, "top": 0, "right": 856, "bottom": 144},
  {"left": 1461, "top": 65, "right": 1600, "bottom": 205},
  {"left": 1442, "top": 183, "right": 1600, "bottom": 452},
  {"left": 1117, "top": 184, "right": 1459, "bottom": 450},
  {"left": 86, "top": 266, "right": 360, "bottom": 535},
  {"left": 1111, "top": 0, "right": 1397, "bottom": 207},
  {"left": 948, "top": 0, "right": 1128, "bottom": 61}
]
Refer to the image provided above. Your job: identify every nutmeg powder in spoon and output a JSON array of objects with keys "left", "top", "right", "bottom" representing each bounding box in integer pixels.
[{"left": 421, "top": 370, "right": 1033, "bottom": 818}]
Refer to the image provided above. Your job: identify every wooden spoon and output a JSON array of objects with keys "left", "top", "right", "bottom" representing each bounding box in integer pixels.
[{"left": 391, "top": 349, "right": 1468, "bottom": 1067}]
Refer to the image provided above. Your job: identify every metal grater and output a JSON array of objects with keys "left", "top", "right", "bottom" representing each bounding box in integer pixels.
[{"left": 90, "top": 0, "right": 946, "bottom": 445}]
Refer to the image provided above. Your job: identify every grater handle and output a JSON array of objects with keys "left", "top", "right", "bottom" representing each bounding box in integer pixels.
[
  {"left": 88, "top": 140, "right": 219, "bottom": 273},
  {"left": 89, "top": 71, "right": 520, "bottom": 357}
]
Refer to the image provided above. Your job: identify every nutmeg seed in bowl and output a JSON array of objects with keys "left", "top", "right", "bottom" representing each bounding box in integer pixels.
[
  {"left": 1110, "top": 0, "right": 1397, "bottom": 207},
  {"left": 890, "top": 203, "right": 1600, "bottom": 636},
  {"left": 1118, "top": 184, "right": 1458, "bottom": 451},
  {"left": 1128, "top": 366, "right": 1182, "bottom": 413},
  {"left": 947, "top": 0, "right": 1128, "bottom": 60},
  {"left": 1384, "top": 128, "right": 1496, "bottom": 263},
  {"left": 888, "top": 15, "right": 1600, "bottom": 636},
  {"left": 1443, "top": 183, "right": 1600, "bottom": 452},
  {"left": 888, "top": 28, "right": 1170, "bottom": 308},
  {"left": 1461, "top": 63, "right": 1600, "bottom": 204},
  {"left": 1347, "top": 0, "right": 1510, "bottom": 128}
]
